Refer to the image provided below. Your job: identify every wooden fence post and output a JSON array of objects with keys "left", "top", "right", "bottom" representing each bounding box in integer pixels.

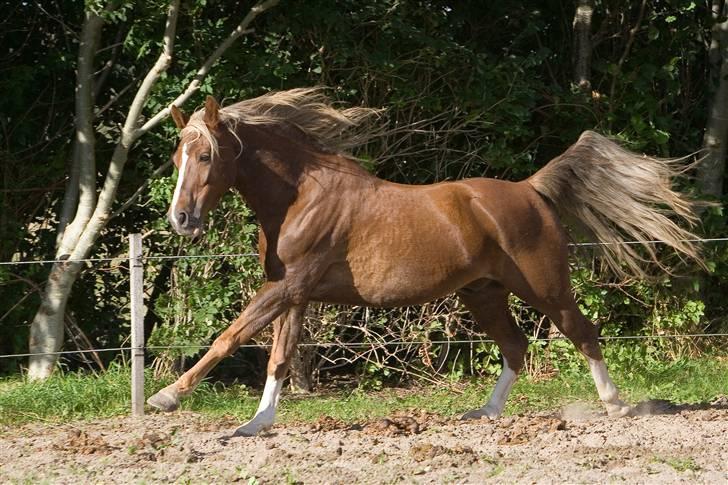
[{"left": 129, "top": 233, "right": 145, "bottom": 416}]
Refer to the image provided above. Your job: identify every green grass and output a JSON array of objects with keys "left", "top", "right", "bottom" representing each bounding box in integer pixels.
[
  {"left": 1, "top": 356, "right": 727, "bottom": 428},
  {"left": 652, "top": 456, "right": 701, "bottom": 473}
]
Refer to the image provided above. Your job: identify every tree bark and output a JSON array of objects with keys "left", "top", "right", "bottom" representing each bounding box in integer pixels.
[
  {"left": 289, "top": 346, "right": 314, "bottom": 393},
  {"left": 27, "top": 0, "right": 279, "bottom": 380},
  {"left": 56, "top": 11, "right": 104, "bottom": 254},
  {"left": 572, "top": 0, "right": 595, "bottom": 91},
  {"left": 699, "top": 0, "right": 728, "bottom": 198},
  {"left": 28, "top": 9, "right": 106, "bottom": 378}
]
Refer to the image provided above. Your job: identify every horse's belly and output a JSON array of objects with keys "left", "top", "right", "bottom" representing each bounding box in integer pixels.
[{"left": 310, "top": 255, "right": 480, "bottom": 307}]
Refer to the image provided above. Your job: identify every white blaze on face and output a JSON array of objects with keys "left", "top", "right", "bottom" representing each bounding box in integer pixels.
[{"left": 170, "top": 142, "right": 189, "bottom": 226}]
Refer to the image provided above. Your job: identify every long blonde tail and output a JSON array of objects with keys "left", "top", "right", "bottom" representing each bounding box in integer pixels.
[{"left": 527, "top": 131, "right": 703, "bottom": 278}]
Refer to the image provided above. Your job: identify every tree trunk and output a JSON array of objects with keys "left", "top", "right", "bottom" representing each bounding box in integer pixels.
[
  {"left": 26, "top": 0, "right": 279, "bottom": 380},
  {"left": 56, "top": 11, "right": 102, "bottom": 257},
  {"left": 27, "top": 262, "right": 83, "bottom": 377},
  {"left": 28, "top": 1, "right": 180, "bottom": 380},
  {"left": 27, "top": 9, "right": 106, "bottom": 380},
  {"left": 699, "top": 0, "right": 728, "bottom": 199},
  {"left": 572, "top": 0, "right": 595, "bottom": 91},
  {"left": 288, "top": 346, "right": 314, "bottom": 393}
]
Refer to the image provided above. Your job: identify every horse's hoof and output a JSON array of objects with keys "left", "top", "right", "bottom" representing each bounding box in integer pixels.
[
  {"left": 231, "top": 422, "right": 267, "bottom": 438},
  {"left": 147, "top": 386, "right": 180, "bottom": 412},
  {"left": 460, "top": 406, "right": 499, "bottom": 421},
  {"left": 605, "top": 401, "right": 632, "bottom": 418}
]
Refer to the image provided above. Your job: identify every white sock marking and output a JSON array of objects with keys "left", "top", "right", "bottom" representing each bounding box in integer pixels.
[
  {"left": 256, "top": 374, "right": 283, "bottom": 414},
  {"left": 588, "top": 357, "right": 619, "bottom": 404},
  {"left": 484, "top": 356, "right": 518, "bottom": 415},
  {"left": 234, "top": 375, "right": 282, "bottom": 435},
  {"left": 170, "top": 143, "right": 189, "bottom": 226}
]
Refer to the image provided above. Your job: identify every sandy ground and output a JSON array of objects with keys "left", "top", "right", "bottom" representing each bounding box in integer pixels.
[{"left": 1, "top": 399, "right": 727, "bottom": 484}]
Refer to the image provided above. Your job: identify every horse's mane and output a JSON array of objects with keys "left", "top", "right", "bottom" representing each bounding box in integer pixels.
[{"left": 182, "top": 87, "right": 384, "bottom": 155}]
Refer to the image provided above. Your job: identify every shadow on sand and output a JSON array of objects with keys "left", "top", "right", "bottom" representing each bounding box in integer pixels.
[{"left": 629, "top": 395, "right": 728, "bottom": 416}]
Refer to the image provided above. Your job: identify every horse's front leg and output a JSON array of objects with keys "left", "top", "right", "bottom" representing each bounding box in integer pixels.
[
  {"left": 232, "top": 303, "right": 306, "bottom": 437},
  {"left": 147, "top": 281, "right": 292, "bottom": 412}
]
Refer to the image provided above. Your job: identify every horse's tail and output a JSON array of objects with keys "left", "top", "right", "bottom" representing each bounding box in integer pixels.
[{"left": 527, "top": 130, "right": 704, "bottom": 278}]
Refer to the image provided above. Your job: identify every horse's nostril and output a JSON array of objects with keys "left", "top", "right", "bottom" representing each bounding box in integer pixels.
[{"left": 177, "top": 211, "right": 188, "bottom": 227}]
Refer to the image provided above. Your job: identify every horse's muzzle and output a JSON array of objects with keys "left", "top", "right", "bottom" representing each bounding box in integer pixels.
[{"left": 168, "top": 210, "right": 203, "bottom": 238}]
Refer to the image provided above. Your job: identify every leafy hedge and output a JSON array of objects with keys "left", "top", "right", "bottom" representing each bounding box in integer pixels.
[{"left": 1, "top": 1, "right": 726, "bottom": 382}]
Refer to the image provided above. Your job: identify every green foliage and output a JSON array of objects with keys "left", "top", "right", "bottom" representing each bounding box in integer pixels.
[
  {"left": 145, "top": 174, "right": 264, "bottom": 361},
  {"left": 0, "top": 362, "right": 153, "bottom": 424},
  {"left": 0, "top": 0, "right": 726, "bottom": 384}
]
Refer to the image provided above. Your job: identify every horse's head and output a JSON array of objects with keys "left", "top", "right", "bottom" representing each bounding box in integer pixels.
[{"left": 167, "top": 96, "right": 239, "bottom": 238}]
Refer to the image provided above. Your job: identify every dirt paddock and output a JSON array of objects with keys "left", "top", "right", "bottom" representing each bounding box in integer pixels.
[{"left": 1, "top": 400, "right": 727, "bottom": 484}]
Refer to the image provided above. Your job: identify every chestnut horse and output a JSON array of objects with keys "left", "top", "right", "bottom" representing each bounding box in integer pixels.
[{"left": 148, "top": 88, "right": 701, "bottom": 436}]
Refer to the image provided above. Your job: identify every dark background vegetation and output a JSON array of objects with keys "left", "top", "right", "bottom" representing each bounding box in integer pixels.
[{"left": 1, "top": 1, "right": 726, "bottom": 387}]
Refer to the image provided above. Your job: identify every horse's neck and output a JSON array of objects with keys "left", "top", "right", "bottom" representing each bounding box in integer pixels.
[{"left": 233, "top": 127, "right": 373, "bottom": 232}]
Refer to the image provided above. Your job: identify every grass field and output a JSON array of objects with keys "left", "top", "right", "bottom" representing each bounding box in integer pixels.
[{"left": 1, "top": 354, "right": 726, "bottom": 427}]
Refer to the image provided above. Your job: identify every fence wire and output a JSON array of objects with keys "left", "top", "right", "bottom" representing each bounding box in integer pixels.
[
  {"left": 0, "top": 252, "right": 261, "bottom": 266},
  {"left": 1, "top": 237, "right": 727, "bottom": 266},
  {"left": 2, "top": 333, "right": 728, "bottom": 360},
  {"left": 1, "top": 236, "right": 727, "bottom": 362}
]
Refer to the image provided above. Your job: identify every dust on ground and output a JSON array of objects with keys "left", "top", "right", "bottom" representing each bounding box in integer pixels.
[{"left": 1, "top": 399, "right": 727, "bottom": 484}]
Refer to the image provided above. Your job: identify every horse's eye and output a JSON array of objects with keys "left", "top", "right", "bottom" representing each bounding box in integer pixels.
[{"left": 199, "top": 153, "right": 211, "bottom": 162}]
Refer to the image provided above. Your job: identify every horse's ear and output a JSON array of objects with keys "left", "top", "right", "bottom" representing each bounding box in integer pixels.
[
  {"left": 204, "top": 95, "right": 221, "bottom": 128},
  {"left": 170, "top": 105, "right": 189, "bottom": 130}
]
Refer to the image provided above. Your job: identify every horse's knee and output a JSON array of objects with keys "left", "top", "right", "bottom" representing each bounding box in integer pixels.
[
  {"left": 266, "top": 338, "right": 294, "bottom": 378},
  {"left": 266, "top": 357, "right": 289, "bottom": 379},
  {"left": 212, "top": 334, "right": 238, "bottom": 358}
]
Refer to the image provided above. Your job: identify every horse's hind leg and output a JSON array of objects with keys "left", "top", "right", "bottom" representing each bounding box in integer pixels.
[
  {"left": 547, "top": 299, "right": 631, "bottom": 417},
  {"left": 458, "top": 280, "right": 528, "bottom": 420},
  {"left": 503, "top": 254, "right": 631, "bottom": 417},
  {"left": 232, "top": 303, "right": 307, "bottom": 437}
]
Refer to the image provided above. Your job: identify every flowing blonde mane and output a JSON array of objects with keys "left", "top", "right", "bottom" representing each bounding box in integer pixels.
[{"left": 182, "top": 87, "right": 384, "bottom": 155}]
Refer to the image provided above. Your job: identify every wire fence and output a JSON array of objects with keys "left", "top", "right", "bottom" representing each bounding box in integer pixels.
[
  {"left": 0, "top": 252, "right": 261, "bottom": 266},
  {"left": 1, "top": 238, "right": 727, "bottom": 266},
  {"left": 2, "top": 233, "right": 727, "bottom": 416},
  {"left": 2, "top": 333, "right": 728, "bottom": 360},
  {"left": 0, "top": 236, "right": 726, "bottom": 362}
]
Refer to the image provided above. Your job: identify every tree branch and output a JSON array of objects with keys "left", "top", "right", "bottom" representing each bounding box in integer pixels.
[
  {"left": 110, "top": 159, "right": 173, "bottom": 219},
  {"left": 122, "top": 0, "right": 181, "bottom": 146},
  {"left": 608, "top": 0, "right": 647, "bottom": 108},
  {"left": 94, "top": 23, "right": 127, "bottom": 100},
  {"left": 137, "top": 0, "right": 280, "bottom": 138},
  {"left": 67, "top": 0, "right": 181, "bottom": 261}
]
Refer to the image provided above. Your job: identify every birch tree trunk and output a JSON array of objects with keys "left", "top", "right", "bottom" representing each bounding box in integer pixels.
[
  {"left": 28, "top": 7, "right": 108, "bottom": 379},
  {"left": 27, "top": 0, "right": 279, "bottom": 380},
  {"left": 572, "top": 0, "right": 595, "bottom": 91},
  {"left": 699, "top": 0, "right": 728, "bottom": 199}
]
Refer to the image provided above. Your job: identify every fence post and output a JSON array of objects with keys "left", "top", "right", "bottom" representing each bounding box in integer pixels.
[{"left": 129, "top": 233, "right": 145, "bottom": 416}]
